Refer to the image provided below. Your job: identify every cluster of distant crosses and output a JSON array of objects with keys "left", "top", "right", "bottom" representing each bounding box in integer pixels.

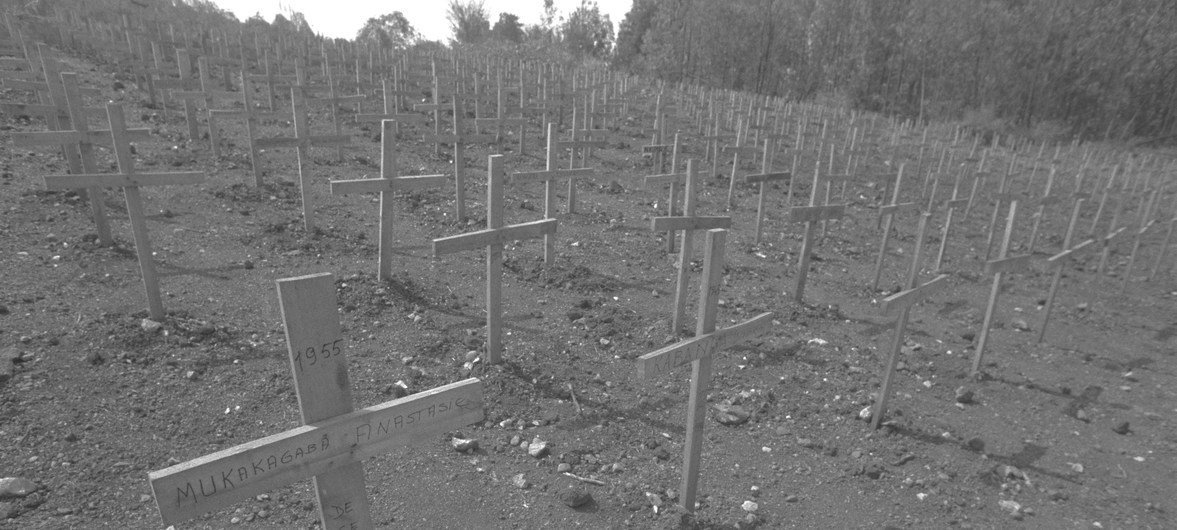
[{"left": 2, "top": 7, "right": 1173, "bottom": 526}]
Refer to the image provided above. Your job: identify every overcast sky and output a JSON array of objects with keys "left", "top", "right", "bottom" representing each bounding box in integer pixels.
[{"left": 206, "top": 0, "right": 633, "bottom": 43}]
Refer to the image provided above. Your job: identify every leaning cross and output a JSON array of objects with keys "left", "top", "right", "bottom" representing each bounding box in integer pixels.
[
  {"left": 253, "top": 86, "right": 352, "bottom": 232},
  {"left": 971, "top": 200, "right": 1034, "bottom": 375},
  {"left": 635, "top": 228, "right": 774, "bottom": 513},
  {"left": 649, "top": 159, "right": 732, "bottom": 334},
  {"left": 34, "top": 104, "right": 204, "bottom": 320},
  {"left": 330, "top": 120, "right": 449, "bottom": 280},
  {"left": 11, "top": 70, "right": 121, "bottom": 246},
  {"left": 871, "top": 163, "right": 919, "bottom": 291},
  {"left": 790, "top": 165, "right": 847, "bottom": 303},
  {"left": 433, "top": 154, "right": 558, "bottom": 364},
  {"left": 147, "top": 272, "right": 484, "bottom": 528}
]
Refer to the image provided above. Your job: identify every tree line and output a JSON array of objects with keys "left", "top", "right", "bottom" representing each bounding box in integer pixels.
[{"left": 613, "top": 0, "right": 1177, "bottom": 142}]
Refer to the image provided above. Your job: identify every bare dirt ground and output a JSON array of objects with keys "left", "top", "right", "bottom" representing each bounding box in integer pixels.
[{"left": 2, "top": 45, "right": 1176, "bottom": 530}]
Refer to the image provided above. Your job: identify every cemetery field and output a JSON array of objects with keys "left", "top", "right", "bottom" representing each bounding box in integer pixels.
[{"left": 3, "top": 47, "right": 1177, "bottom": 530}]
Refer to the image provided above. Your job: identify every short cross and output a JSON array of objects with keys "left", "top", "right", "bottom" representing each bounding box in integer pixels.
[{"left": 147, "top": 272, "right": 484, "bottom": 528}]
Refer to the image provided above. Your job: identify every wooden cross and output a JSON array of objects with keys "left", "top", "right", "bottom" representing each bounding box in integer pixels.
[
  {"left": 508, "top": 123, "right": 597, "bottom": 263},
  {"left": 420, "top": 94, "right": 496, "bottom": 222},
  {"left": 722, "top": 117, "right": 760, "bottom": 208},
  {"left": 253, "top": 86, "right": 352, "bottom": 232},
  {"left": 934, "top": 165, "right": 970, "bottom": 271},
  {"left": 649, "top": 160, "right": 733, "bottom": 334},
  {"left": 982, "top": 155, "right": 1020, "bottom": 260},
  {"left": 789, "top": 165, "right": 847, "bottom": 303},
  {"left": 474, "top": 69, "right": 528, "bottom": 153},
  {"left": 356, "top": 78, "right": 427, "bottom": 135},
  {"left": 1120, "top": 186, "right": 1163, "bottom": 287},
  {"left": 1149, "top": 212, "right": 1176, "bottom": 281},
  {"left": 642, "top": 132, "right": 683, "bottom": 252},
  {"left": 207, "top": 72, "right": 286, "bottom": 184},
  {"left": 1037, "top": 199, "right": 1095, "bottom": 344},
  {"left": 970, "top": 200, "right": 1035, "bottom": 376},
  {"left": 743, "top": 144, "right": 792, "bottom": 246},
  {"left": 871, "top": 212, "right": 948, "bottom": 428},
  {"left": 35, "top": 104, "right": 205, "bottom": 320},
  {"left": 634, "top": 228, "right": 774, "bottom": 513},
  {"left": 871, "top": 163, "right": 919, "bottom": 291},
  {"left": 330, "top": 120, "right": 449, "bottom": 281},
  {"left": 162, "top": 52, "right": 218, "bottom": 144},
  {"left": 147, "top": 272, "right": 484, "bottom": 528},
  {"left": 432, "top": 154, "right": 557, "bottom": 365},
  {"left": 555, "top": 116, "right": 607, "bottom": 215}
]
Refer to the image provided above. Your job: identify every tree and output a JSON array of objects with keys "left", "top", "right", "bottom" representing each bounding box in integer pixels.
[
  {"left": 491, "top": 13, "right": 524, "bottom": 43},
  {"left": 447, "top": 0, "right": 491, "bottom": 45},
  {"left": 613, "top": 0, "right": 657, "bottom": 69},
  {"left": 562, "top": 0, "right": 614, "bottom": 59},
  {"left": 356, "top": 12, "right": 418, "bottom": 49}
]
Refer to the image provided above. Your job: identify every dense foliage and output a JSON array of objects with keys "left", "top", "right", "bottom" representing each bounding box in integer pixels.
[{"left": 612, "top": 0, "right": 1177, "bottom": 141}]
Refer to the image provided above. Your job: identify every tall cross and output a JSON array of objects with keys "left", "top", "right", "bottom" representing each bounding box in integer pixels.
[
  {"left": 971, "top": 200, "right": 1034, "bottom": 376},
  {"left": 871, "top": 212, "right": 948, "bottom": 428},
  {"left": 744, "top": 139, "right": 792, "bottom": 246},
  {"left": 432, "top": 155, "right": 558, "bottom": 364},
  {"left": 790, "top": 165, "right": 847, "bottom": 303},
  {"left": 147, "top": 273, "right": 484, "bottom": 528},
  {"left": 635, "top": 229, "right": 774, "bottom": 513},
  {"left": 330, "top": 120, "right": 449, "bottom": 280}
]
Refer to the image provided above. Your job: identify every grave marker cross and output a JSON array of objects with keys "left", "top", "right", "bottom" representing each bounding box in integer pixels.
[
  {"left": 635, "top": 229, "right": 773, "bottom": 513},
  {"left": 648, "top": 160, "right": 732, "bottom": 334},
  {"left": 330, "top": 120, "right": 449, "bottom": 280},
  {"left": 148, "top": 273, "right": 484, "bottom": 527},
  {"left": 433, "top": 155, "right": 558, "bottom": 364},
  {"left": 35, "top": 103, "right": 204, "bottom": 320}
]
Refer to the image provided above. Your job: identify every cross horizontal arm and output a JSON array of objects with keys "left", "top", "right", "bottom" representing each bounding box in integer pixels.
[
  {"left": 254, "top": 134, "right": 351, "bottom": 149},
  {"left": 984, "top": 254, "right": 1034, "bottom": 275},
  {"left": 433, "top": 219, "right": 557, "bottom": 256},
  {"left": 744, "top": 171, "right": 791, "bottom": 184},
  {"left": 44, "top": 171, "right": 205, "bottom": 189},
  {"left": 644, "top": 172, "right": 687, "bottom": 188},
  {"left": 508, "top": 168, "right": 595, "bottom": 185},
  {"left": 944, "top": 198, "right": 969, "bottom": 210},
  {"left": 878, "top": 202, "right": 919, "bottom": 217},
  {"left": 1045, "top": 238, "right": 1096, "bottom": 268},
  {"left": 651, "top": 216, "right": 732, "bottom": 232},
  {"left": 330, "top": 174, "right": 449, "bottom": 195},
  {"left": 636, "top": 312, "right": 774, "bottom": 379},
  {"left": 355, "top": 113, "right": 426, "bottom": 123},
  {"left": 880, "top": 274, "right": 950, "bottom": 317},
  {"left": 790, "top": 204, "right": 846, "bottom": 223},
  {"left": 559, "top": 140, "right": 607, "bottom": 149},
  {"left": 148, "top": 378, "right": 483, "bottom": 526},
  {"left": 13, "top": 128, "right": 153, "bottom": 146}
]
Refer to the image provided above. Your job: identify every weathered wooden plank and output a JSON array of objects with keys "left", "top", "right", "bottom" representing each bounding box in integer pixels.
[
  {"left": 44, "top": 172, "right": 205, "bottom": 189},
  {"left": 148, "top": 378, "right": 483, "bottom": 525},
  {"left": 637, "top": 312, "right": 773, "bottom": 379},
  {"left": 508, "top": 168, "right": 594, "bottom": 185},
  {"left": 985, "top": 254, "right": 1034, "bottom": 275},
  {"left": 651, "top": 216, "right": 732, "bottom": 232},
  {"left": 13, "top": 128, "right": 152, "bottom": 146},
  {"left": 432, "top": 219, "right": 557, "bottom": 255},
  {"left": 330, "top": 175, "right": 449, "bottom": 194},
  {"left": 880, "top": 274, "right": 950, "bottom": 317},
  {"left": 744, "top": 171, "right": 790, "bottom": 184},
  {"left": 789, "top": 204, "right": 846, "bottom": 223}
]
